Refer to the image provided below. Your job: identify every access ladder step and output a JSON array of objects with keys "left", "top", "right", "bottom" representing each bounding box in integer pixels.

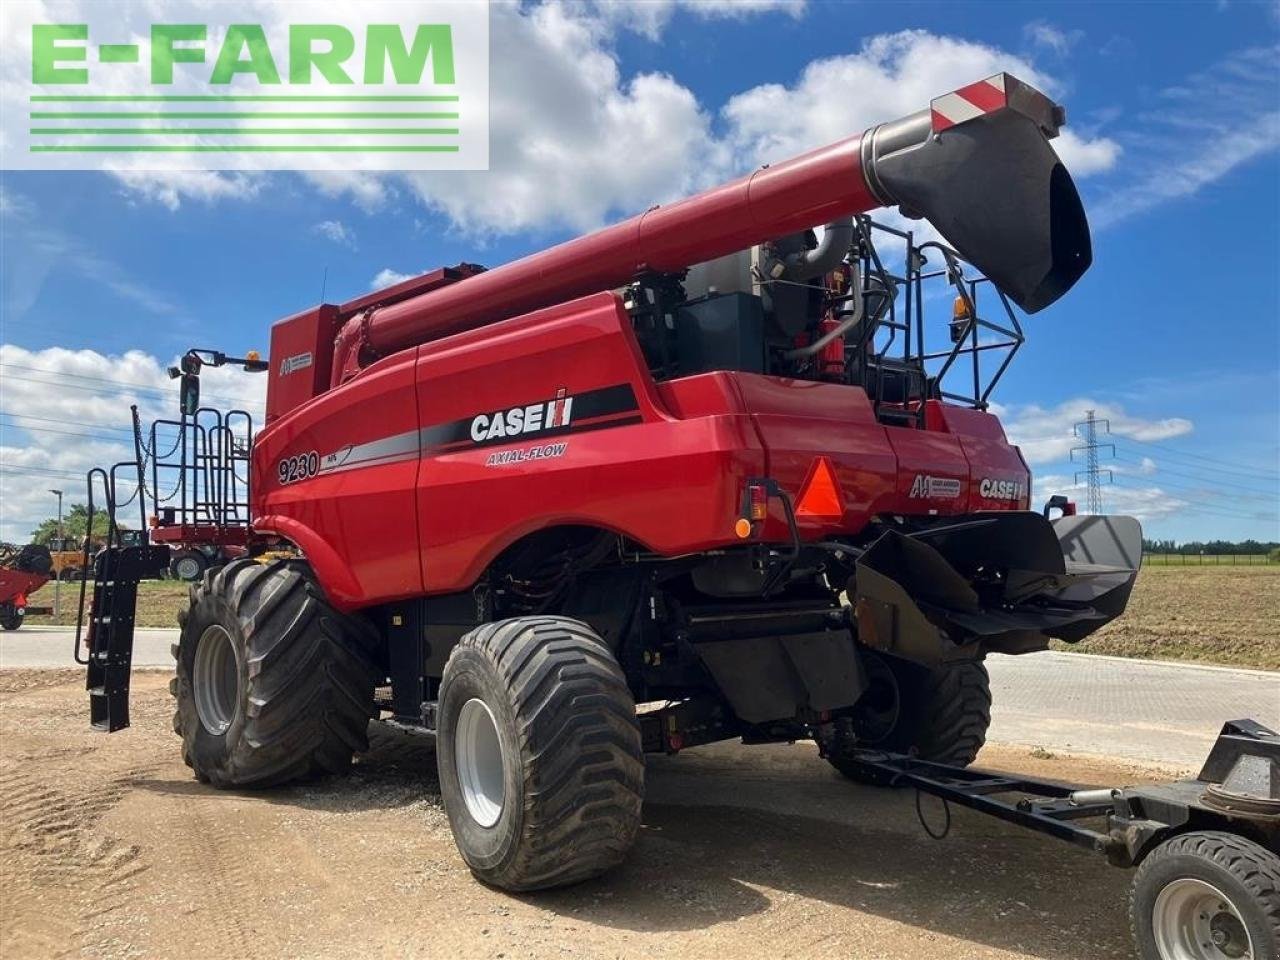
[{"left": 83, "top": 544, "right": 169, "bottom": 733}]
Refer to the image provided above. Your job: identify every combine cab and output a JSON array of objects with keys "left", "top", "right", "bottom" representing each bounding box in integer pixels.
[{"left": 75, "top": 74, "right": 1278, "bottom": 958}]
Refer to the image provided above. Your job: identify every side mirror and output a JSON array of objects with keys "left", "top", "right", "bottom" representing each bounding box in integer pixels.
[{"left": 179, "top": 374, "right": 200, "bottom": 416}]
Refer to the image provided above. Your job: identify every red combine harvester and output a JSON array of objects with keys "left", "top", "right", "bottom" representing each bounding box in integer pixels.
[
  {"left": 0, "top": 543, "right": 53, "bottom": 630},
  {"left": 79, "top": 75, "right": 1278, "bottom": 957}
]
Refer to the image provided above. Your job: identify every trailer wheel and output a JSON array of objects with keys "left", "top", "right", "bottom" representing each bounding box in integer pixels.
[
  {"left": 829, "top": 651, "right": 991, "bottom": 782},
  {"left": 171, "top": 559, "right": 377, "bottom": 788},
  {"left": 1131, "top": 831, "right": 1280, "bottom": 960},
  {"left": 171, "top": 550, "right": 207, "bottom": 582},
  {"left": 436, "top": 616, "right": 644, "bottom": 891},
  {"left": 0, "top": 603, "right": 23, "bottom": 631}
]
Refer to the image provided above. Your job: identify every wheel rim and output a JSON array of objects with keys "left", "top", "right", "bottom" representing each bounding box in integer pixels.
[
  {"left": 454, "top": 698, "right": 506, "bottom": 828},
  {"left": 193, "top": 624, "right": 240, "bottom": 736},
  {"left": 853, "top": 653, "right": 902, "bottom": 744},
  {"left": 1152, "top": 877, "right": 1254, "bottom": 959},
  {"left": 175, "top": 557, "right": 201, "bottom": 581}
]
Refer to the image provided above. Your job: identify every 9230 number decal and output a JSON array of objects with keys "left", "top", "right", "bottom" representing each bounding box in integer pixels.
[{"left": 277, "top": 451, "right": 319, "bottom": 485}]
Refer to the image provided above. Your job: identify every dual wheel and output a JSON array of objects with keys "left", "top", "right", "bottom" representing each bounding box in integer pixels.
[{"left": 172, "top": 569, "right": 644, "bottom": 891}]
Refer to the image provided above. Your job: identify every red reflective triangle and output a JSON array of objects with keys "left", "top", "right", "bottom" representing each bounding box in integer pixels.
[{"left": 796, "top": 456, "right": 843, "bottom": 519}]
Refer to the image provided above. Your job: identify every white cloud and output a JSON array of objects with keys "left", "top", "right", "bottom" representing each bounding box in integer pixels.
[
  {"left": 592, "top": 0, "right": 805, "bottom": 41},
  {"left": 383, "top": 24, "right": 1114, "bottom": 238},
  {"left": 0, "top": 345, "right": 266, "bottom": 542},
  {"left": 995, "top": 397, "right": 1194, "bottom": 465},
  {"left": 314, "top": 220, "right": 357, "bottom": 249},
  {"left": 3, "top": 210, "right": 182, "bottom": 320},
  {"left": 97, "top": 7, "right": 1119, "bottom": 240},
  {"left": 1034, "top": 474, "right": 1192, "bottom": 522},
  {"left": 1093, "top": 45, "right": 1280, "bottom": 228},
  {"left": 370, "top": 268, "right": 415, "bottom": 289},
  {"left": 380, "top": 2, "right": 720, "bottom": 235},
  {"left": 1024, "top": 21, "right": 1083, "bottom": 57},
  {"left": 111, "top": 171, "right": 263, "bottom": 212}
]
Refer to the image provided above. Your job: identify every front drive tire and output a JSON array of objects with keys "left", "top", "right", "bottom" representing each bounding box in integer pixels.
[
  {"left": 437, "top": 616, "right": 644, "bottom": 891},
  {"left": 1131, "top": 831, "right": 1280, "bottom": 960},
  {"left": 171, "top": 559, "right": 377, "bottom": 789}
]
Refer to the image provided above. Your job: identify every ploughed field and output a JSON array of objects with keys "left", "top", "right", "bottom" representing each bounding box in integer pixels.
[
  {"left": 1050, "top": 564, "right": 1279, "bottom": 670},
  {"left": 0, "top": 669, "right": 1184, "bottom": 960},
  {"left": 27, "top": 564, "right": 1280, "bottom": 669}
]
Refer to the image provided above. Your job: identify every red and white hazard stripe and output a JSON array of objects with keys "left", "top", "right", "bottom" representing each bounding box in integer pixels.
[{"left": 930, "top": 74, "right": 1009, "bottom": 133}]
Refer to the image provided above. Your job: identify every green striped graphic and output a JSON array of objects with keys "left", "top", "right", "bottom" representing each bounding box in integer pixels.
[
  {"left": 30, "top": 145, "right": 462, "bottom": 153},
  {"left": 31, "top": 111, "right": 459, "bottom": 119},
  {"left": 31, "top": 128, "right": 460, "bottom": 136},
  {"left": 30, "top": 95, "right": 459, "bottom": 102}
]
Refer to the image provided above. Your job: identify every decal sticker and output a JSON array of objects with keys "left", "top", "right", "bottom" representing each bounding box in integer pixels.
[
  {"left": 277, "top": 451, "right": 319, "bottom": 485},
  {"left": 978, "top": 477, "right": 1027, "bottom": 501},
  {"left": 908, "top": 474, "right": 962, "bottom": 499},
  {"left": 485, "top": 442, "right": 568, "bottom": 466},
  {"left": 279, "top": 352, "right": 313, "bottom": 376},
  {"left": 421, "top": 382, "right": 642, "bottom": 452}
]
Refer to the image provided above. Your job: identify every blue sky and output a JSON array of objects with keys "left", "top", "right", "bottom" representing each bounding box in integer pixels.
[{"left": 1, "top": 0, "right": 1277, "bottom": 543}]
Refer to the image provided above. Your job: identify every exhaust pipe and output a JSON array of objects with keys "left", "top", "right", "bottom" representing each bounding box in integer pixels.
[{"left": 862, "top": 75, "right": 1091, "bottom": 313}]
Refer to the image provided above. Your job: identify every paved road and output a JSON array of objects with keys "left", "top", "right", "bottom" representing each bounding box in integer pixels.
[{"left": 5, "top": 626, "right": 1276, "bottom": 767}]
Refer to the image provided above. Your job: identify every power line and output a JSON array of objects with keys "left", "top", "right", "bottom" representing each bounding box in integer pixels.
[
  {"left": 0, "top": 369, "right": 264, "bottom": 411},
  {"left": 1112, "top": 454, "right": 1280, "bottom": 497},
  {"left": 1116, "top": 435, "right": 1280, "bottom": 478},
  {"left": 1110, "top": 478, "right": 1278, "bottom": 522},
  {"left": 0, "top": 412, "right": 135, "bottom": 434},
  {"left": 1071, "top": 410, "right": 1114, "bottom": 515},
  {"left": 0, "top": 362, "right": 265, "bottom": 409},
  {"left": 0, "top": 421, "right": 140, "bottom": 445}
]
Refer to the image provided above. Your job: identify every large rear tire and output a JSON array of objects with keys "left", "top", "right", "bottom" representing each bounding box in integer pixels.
[
  {"left": 170, "top": 559, "right": 377, "bottom": 788},
  {"left": 828, "top": 651, "right": 991, "bottom": 782},
  {"left": 436, "top": 616, "right": 644, "bottom": 891}
]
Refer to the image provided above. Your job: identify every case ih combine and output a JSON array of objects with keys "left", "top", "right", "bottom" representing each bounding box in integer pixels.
[{"left": 78, "top": 75, "right": 1279, "bottom": 958}]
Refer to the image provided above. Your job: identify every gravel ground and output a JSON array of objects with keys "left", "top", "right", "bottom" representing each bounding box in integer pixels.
[{"left": 0, "top": 669, "right": 1196, "bottom": 960}]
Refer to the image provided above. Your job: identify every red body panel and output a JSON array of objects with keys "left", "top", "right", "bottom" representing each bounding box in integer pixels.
[
  {"left": 265, "top": 304, "right": 339, "bottom": 424},
  {"left": 0, "top": 569, "right": 48, "bottom": 606},
  {"left": 252, "top": 293, "right": 1031, "bottom": 612}
]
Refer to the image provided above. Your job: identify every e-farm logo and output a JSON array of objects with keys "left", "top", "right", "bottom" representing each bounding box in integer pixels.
[{"left": 1, "top": 2, "right": 490, "bottom": 171}]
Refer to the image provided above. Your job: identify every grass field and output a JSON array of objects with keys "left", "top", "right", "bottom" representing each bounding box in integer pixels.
[
  {"left": 24, "top": 565, "right": 1280, "bottom": 670},
  {"left": 1142, "top": 553, "right": 1273, "bottom": 566},
  {"left": 25, "top": 579, "right": 188, "bottom": 629}
]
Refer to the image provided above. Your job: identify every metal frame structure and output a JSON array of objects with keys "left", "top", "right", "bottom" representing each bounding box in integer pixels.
[{"left": 850, "top": 215, "right": 1025, "bottom": 423}]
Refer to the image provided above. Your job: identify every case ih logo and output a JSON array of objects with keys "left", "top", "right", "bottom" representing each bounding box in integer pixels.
[
  {"left": 470, "top": 389, "right": 573, "bottom": 443},
  {"left": 908, "top": 474, "right": 962, "bottom": 499},
  {"left": 979, "top": 477, "right": 1027, "bottom": 501}
]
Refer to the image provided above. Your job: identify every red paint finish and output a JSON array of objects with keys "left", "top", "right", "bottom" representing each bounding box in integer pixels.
[
  {"left": 251, "top": 293, "right": 1030, "bottom": 612},
  {"left": 265, "top": 304, "right": 339, "bottom": 424},
  {"left": 253, "top": 351, "right": 424, "bottom": 608},
  {"left": 329, "top": 134, "right": 877, "bottom": 385}
]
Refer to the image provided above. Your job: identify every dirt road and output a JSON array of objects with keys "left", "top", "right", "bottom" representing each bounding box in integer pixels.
[{"left": 2, "top": 670, "right": 1188, "bottom": 960}]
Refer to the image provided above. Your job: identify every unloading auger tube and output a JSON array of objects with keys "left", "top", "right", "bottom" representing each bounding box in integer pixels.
[{"left": 332, "top": 73, "right": 1089, "bottom": 385}]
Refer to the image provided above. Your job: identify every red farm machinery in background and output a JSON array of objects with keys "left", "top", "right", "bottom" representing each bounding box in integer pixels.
[{"left": 73, "top": 74, "right": 1279, "bottom": 958}]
